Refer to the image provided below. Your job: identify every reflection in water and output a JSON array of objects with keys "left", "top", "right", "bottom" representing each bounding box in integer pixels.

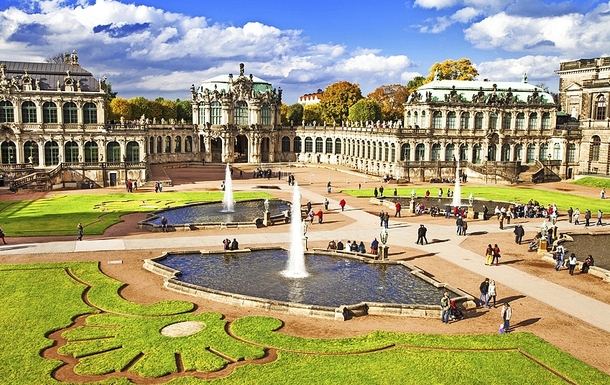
[{"left": 287, "top": 279, "right": 305, "bottom": 304}]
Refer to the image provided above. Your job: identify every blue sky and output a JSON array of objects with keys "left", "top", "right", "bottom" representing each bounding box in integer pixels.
[{"left": 1, "top": 0, "right": 609, "bottom": 103}]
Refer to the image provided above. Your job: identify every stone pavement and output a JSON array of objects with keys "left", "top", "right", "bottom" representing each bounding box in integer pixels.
[{"left": 1, "top": 170, "right": 609, "bottom": 334}]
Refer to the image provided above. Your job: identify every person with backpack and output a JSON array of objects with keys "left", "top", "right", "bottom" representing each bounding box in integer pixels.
[
  {"left": 501, "top": 303, "right": 512, "bottom": 332},
  {"left": 479, "top": 278, "right": 490, "bottom": 308},
  {"left": 441, "top": 291, "right": 450, "bottom": 324}
]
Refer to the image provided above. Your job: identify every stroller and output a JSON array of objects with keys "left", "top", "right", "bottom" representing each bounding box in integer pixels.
[{"left": 449, "top": 300, "right": 464, "bottom": 321}]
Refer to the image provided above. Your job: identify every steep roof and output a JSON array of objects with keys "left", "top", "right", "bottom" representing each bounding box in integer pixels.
[{"left": 1, "top": 60, "right": 102, "bottom": 92}]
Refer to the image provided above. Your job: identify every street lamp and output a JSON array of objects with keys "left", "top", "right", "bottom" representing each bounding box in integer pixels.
[
  {"left": 380, "top": 228, "right": 389, "bottom": 245},
  {"left": 379, "top": 228, "right": 389, "bottom": 260}
]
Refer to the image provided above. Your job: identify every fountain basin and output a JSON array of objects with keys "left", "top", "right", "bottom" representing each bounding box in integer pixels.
[
  {"left": 138, "top": 199, "right": 291, "bottom": 231},
  {"left": 144, "top": 248, "right": 472, "bottom": 321}
]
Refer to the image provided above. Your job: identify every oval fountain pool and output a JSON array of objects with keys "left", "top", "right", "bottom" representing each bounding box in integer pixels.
[{"left": 144, "top": 249, "right": 469, "bottom": 320}]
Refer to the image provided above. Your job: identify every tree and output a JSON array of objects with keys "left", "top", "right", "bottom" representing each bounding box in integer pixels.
[
  {"left": 348, "top": 99, "right": 381, "bottom": 122},
  {"left": 425, "top": 58, "right": 478, "bottom": 83},
  {"left": 45, "top": 52, "right": 69, "bottom": 64},
  {"left": 104, "top": 82, "right": 118, "bottom": 102},
  {"left": 176, "top": 99, "right": 192, "bottom": 122},
  {"left": 407, "top": 76, "right": 426, "bottom": 92},
  {"left": 303, "top": 104, "right": 321, "bottom": 125},
  {"left": 280, "top": 103, "right": 290, "bottom": 125},
  {"left": 129, "top": 97, "right": 149, "bottom": 119},
  {"left": 319, "top": 81, "right": 362, "bottom": 124},
  {"left": 286, "top": 103, "right": 304, "bottom": 125},
  {"left": 148, "top": 100, "right": 164, "bottom": 120},
  {"left": 161, "top": 100, "right": 177, "bottom": 121},
  {"left": 108, "top": 97, "right": 132, "bottom": 121},
  {"left": 367, "top": 84, "right": 410, "bottom": 121}
]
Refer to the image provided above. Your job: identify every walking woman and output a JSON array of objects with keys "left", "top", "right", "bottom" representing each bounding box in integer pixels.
[
  {"left": 485, "top": 244, "right": 493, "bottom": 266},
  {"left": 492, "top": 244, "right": 501, "bottom": 266},
  {"left": 488, "top": 280, "right": 497, "bottom": 307}
]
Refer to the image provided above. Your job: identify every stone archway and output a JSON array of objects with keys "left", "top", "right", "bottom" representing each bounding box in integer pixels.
[
  {"left": 211, "top": 138, "right": 222, "bottom": 163},
  {"left": 235, "top": 135, "right": 248, "bottom": 163}
]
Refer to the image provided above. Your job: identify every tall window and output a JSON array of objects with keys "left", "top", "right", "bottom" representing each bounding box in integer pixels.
[
  {"left": 489, "top": 113, "right": 498, "bottom": 131},
  {"left": 210, "top": 101, "right": 222, "bottom": 125},
  {"left": 304, "top": 137, "right": 313, "bottom": 152},
  {"left": 539, "top": 143, "right": 549, "bottom": 160},
  {"left": 282, "top": 136, "right": 291, "bottom": 152},
  {"left": 501, "top": 144, "right": 510, "bottom": 162},
  {"left": 126, "top": 141, "right": 139, "bottom": 162},
  {"left": 446, "top": 111, "right": 456, "bottom": 129},
  {"left": 514, "top": 144, "right": 523, "bottom": 161},
  {"left": 44, "top": 141, "right": 60, "bottom": 166},
  {"left": 1, "top": 141, "right": 16, "bottom": 164},
  {"left": 42, "top": 102, "right": 57, "bottom": 123},
  {"left": 165, "top": 136, "right": 171, "bottom": 153},
  {"left": 391, "top": 143, "right": 396, "bottom": 162},
  {"left": 472, "top": 144, "right": 481, "bottom": 163},
  {"left": 401, "top": 143, "right": 411, "bottom": 161},
  {"left": 475, "top": 113, "right": 483, "bottom": 130},
  {"left": 0, "top": 101, "right": 14, "bottom": 123},
  {"left": 149, "top": 137, "right": 155, "bottom": 154},
  {"left": 83, "top": 102, "right": 97, "bottom": 124},
  {"left": 567, "top": 143, "right": 576, "bottom": 163},
  {"left": 591, "top": 136, "right": 601, "bottom": 161},
  {"left": 23, "top": 141, "right": 39, "bottom": 164},
  {"left": 445, "top": 144, "right": 455, "bottom": 161},
  {"left": 542, "top": 112, "right": 551, "bottom": 130},
  {"left": 334, "top": 138, "right": 342, "bottom": 155},
  {"left": 384, "top": 143, "right": 389, "bottom": 161},
  {"left": 261, "top": 102, "right": 271, "bottom": 125},
  {"left": 325, "top": 138, "right": 333, "bottom": 154},
  {"left": 294, "top": 137, "right": 302, "bottom": 153},
  {"left": 526, "top": 144, "right": 536, "bottom": 163},
  {"left": 315, "top": 137, "right": 323, "bottom": 153},
  {"left": 198, "top": 104, "right": 206, "bottom": 124},
  {"left": 234, "top": 101, "right": 248, "bottom": 125},
  {"left": 596, "top": 95, "right": 607, "bottom": 120},
  {"left": 460, "top": 112, "right": 470, "bottom": 130},
  {"left": 553, "top": 143, "right": 561, "bottom": 160},
  {"left": 406, "top": 111, "right": 412, "bottom": 126},
  {"left": 185, "top": 136, "right": 193, "bottom": 152},
  {"left": 415, "top": 143, "right": 425, "bottom": 161},
  {"left": 63, "top": 102, "right": 77, "bottom": 124},
  {"left": 106, "top": 142, "right": 121, "bottom": 162},
  {"left": 528, "top": 113, "right": 538, "bottom": 130},
  {"left": 156, "top": 137, "right": 162, "bottom": 153},
  {"left": 515, "top": 113, "right": 525, "bottom": 130},
  {"left": 174, "top": 136, "right": 182, "bottom": 152},
  {"left": 432, "top": 111, "right": 442, "bottom": 129},
  {"left": 431, "top": 143, "right": 441, "bottom": 161},
  {"left": 64, "top": 141, "right": 79, "bottom": 163},
  {"left": 22, "top": 101, "right": 37, "bottom": 123},
  {"left": 460, "top": 144, "right": 468, "bottom": 161},
  {"left": 84, "top": 141, "right": 98, "bottom": 163},
  {"left": 502, "top": 113, "right": 511, "bottom": 131}
]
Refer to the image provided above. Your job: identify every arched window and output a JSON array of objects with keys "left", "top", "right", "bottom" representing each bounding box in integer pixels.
[
  {"left": 281, "top": 136, "right": 291, "bottom": 152},
  {"left": 487, "top": 144, "right": 496, "bottom": 161},
  {"left": 539, "top": 143, "right": 549, "bottom": 161},
  {"left": 165, "top": 136, "right": 171, "bottom": 153},
  {"left": 174, "top": 136, "right": 182, "bottom": 152},
  {"left": 432, "top": 111, "right": 442, "bottom": 129},
  {"left": 515, "top": 113, "right": 525, "bottom": 130},
  {"left": 384, "top": 143, "right": 389, "bottom": 161},
  {"left": 234, "top": 101, "right": 248, "bottom": 125},
  {"left": 401, "top": 143, "right": 411, "bottom": 161},
  {"left": 106, "top": 141, "right": 121, "bottom": 162},
  {"left": 431, "top": 143, "right": 441, "bottom": 161},
  {"left": 84, "top": 141, "right": 98, "bottom": 163},
  {"left": 406, "top": 111, "right": 412, "bottom": 126},
  {"left": 64, "top": 141, "right": 79, "bottom": 163},
  {"left": 475, "top": 113, "right": 483, "bottom": 130},
  {"left": 0, "top": 101, "right": 14, "bottom": 123},
  {"left": 325, "top": 138, "right": 333, "bottom": 154},
  {"left": 372, "top": 142, "right": 376, "bottom": 159},
  {"left": 44, "top": 141, "right": 60, "bottom": 166},
  {"left": 596, "top": 94, "right": 607, "bottom": 120},
  {"left": 472, "top": 144, "right": 482, "bottom": 164},
  {"left": 567, "top": 143, "right": 576, "bottom": 163},
  {"left": 542, "top": 112, "right": 551, "bottom": 130},
  {"left": 420, "top": 111, "right": 426, "bottom": 128},
  {"left": 502, "top": 113, "right": 511, "bottom": 130},
  {"left": 304, "top": 137, "right": 313, "bottom": 152},
  {"left": 334, "top": 139, "right": 342, "bottom": 155},
  {"left": 415, "top": 143, "right": 425, "bottom": 161},
  {"left": 23, "top": 141, "right": 39, "bottom": 164},
  {"left": 526, "top": 144, "right": 536, "bottom": 163},
  {"left": 149, "top": 137, "right": 155, "bottom": 154},
  {"left": 22, "top": 101, "right": 37, "bottom": 123},
  {"left": 460, "top": 144, "right": 468, "bottom": 161},
  {"left": 210, "top": 101, "right": 222, "bottom": 125},
  {"left": 185, "top": 136, "right": 193, "bottom": 152},
  {"left": 501, "top": 144, "right": 510, "bottom": 162},
  {"left": 156, "top": 136, "right": 162, "bottom": 153},
  {"left": 461, "top": 112, "right": 470, "bottom": 130},
  {"left": 591, "top": 136, "right": 601, "bottom": 161},
  {"left": 553, "top": 143, "right": 561, "bottom": 160},
  {"left": 83, "top": 102, "right": 97, "bottom": 124},
  {"left": 63, "top": 102, "right": 77, "bottom": 124},
  {"left": 126, "top": 141, "right": 139, "bottom": 162},
  {"left": 0, "top": 141, "right": 16, "bottom": 164},
  {"left": 315, "top": 137, "right": 323, "bottom": 153},
  {"left": 43, "top": 102, "right": 57, "bottom": 123},
  {"left": 528, "top": 113, "right": 538, "bottom": 130},
  {"left": 514, "top": 144, "right": 523, "bottom": 162},
  {"left": 413, "top": 111, "right": 418, "bottom": 128},
  {"left": 294, "top": 137, "right": 302, "bottom": 153},
  {"left": 445, "top": 144, "right": 455, "bottom": 161},
  {"left": 489, "top": 112, "right": 498, "bottom": 130},
  {"left": 391, "top": 143, "right": 396, "bottom": 162},
  {"left": 261, "top": 102, "right": 271, "bottom": 126},
  {"left": 198, "top": 104, "right": 206, "bottom": 124},
  {"left": 446, "top": 111, "right": 456, "bottom": 129}
]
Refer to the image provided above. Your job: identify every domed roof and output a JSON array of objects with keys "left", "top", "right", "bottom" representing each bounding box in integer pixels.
[{"left": 198, "top": 64, "right": 273, "bottom": 94}]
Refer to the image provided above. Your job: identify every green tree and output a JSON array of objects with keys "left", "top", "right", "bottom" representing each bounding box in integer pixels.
[
  {"left": 129, "top": 97, "right": 149, "bottom": 120},
  {"left": 303, "top": 104, "right": 322, "bottom": 125},
  {"left": 176, "top": 99, "right": 192, "bottom": 122},
  {"left": 286, "top": 103, "right": 304, "bottom": 125},
  {"left": 320, "top": 81, "right": 362, "bottom": 124},
  {"left": 348, "top": 99, "right": 381, "bottom": 122},
  {"left": 367, "top": 84, "right": 409, "bottom": 121},
  {"left": 108, "top": 97, "right": 132, "bottom": 121},
  {"left": 148, "top": 100, "right": 164, "bottom": 120},
  {"left": 161, "top": 100, "right": 177, "bottom": 121},
  {"left": 407, "top": 76, "right": 426, "bottom": 92},
  {"left": 280, "top": 103, "right": 290, "bottom": 125},
  {"left": 425, "top": 58, "right": 478, "bottom": 83}
]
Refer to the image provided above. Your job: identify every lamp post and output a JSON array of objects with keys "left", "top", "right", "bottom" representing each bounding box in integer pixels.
[{"left": 379, "top": 228, "right": 389, "bottom": 260}]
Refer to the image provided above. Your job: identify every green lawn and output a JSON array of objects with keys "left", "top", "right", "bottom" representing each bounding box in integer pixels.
[
  {"left": 0, "top": 262, "right": 607, "bottom": 384},
  {"left": 0, "top": 191, "right": 273, "bottom": 237}
]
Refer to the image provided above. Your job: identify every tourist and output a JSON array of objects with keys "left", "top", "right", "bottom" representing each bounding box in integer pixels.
[
  {"left": 223, "top": 238, "right": 230, "bottom": 250},
  {"left": 350, "top": 241, "right": 359, "bottom": 252},
  {"left": 501, "top": 303, "right": 512, "bottom": 332},
  {"left": 231, "top": 238, "right": 239, "bottom": 250},
  {"left": 441, "top": 291, "right": 450, "bottom": 324},
  {"left": 379, "top": 186, "right": 384, "bottom": 197},
  {"left": 574, "top": 208, "right": 580, "bottom": 225},
  {"left": 567, "top": 207, "right": 573, "bottom": 223},
  {"left": 554, "top": 244, "right": 565, "bottom": 271},
  {"left": 456, "top": 216, "right": 464, "bottom": 235},
  {"left": 581, "top": 255, "right": 593, "bottom": 274},
  {"left": 488, "top": 280, "right": 497, "bottom": 308},
  {"left": 358, "top": 241, "right": 366, "bottom": 253},
  {"left": 339, "top": 199, "right": 346, "bottom": 211},
  {"left": 306, "top": 201, "right": 312, "bottom": 213},
  {"left": 485, "top": 244, "right": 494, "bottom": 266},
  {"left": 383, "top": 211, "right": 390, "bottom": 229},
  {"left": 395, "top": 201, "right": 402, "bottom": 217},
  {"left": 336, "top": 240, "right": 344, "bottom": 250},
  {"left": 585, "top": 209, "right": 591, "bottom": 227},
  {"left": 416, "top": 224, "right": 428, "bottom": 245},
  {"left": 483, "top": 205, "right": 489, "bottom": 220},
  {"left": 479, "top": 278, "right": 490, "bottom": 308},
  {"left": 596, "top": 209, "right": 603, "bottom": 226},
  {"left": 601, "top": 188, "right": 606, "bottom": 199},
  {"left": 324, "top": 198, "right": 329, "bottom": 210},
  {"left": 161, "top": 216, "right": 168, "bottom": 232},
  {"left": 438, "top": 188, "right": 443, "bottom": 197},
  {"left": 461, "top": 219, "right": 468, "bottom": 236},
  {"left": 379, "top": 210, "right": 385, "bottom": 227},
  {"left": 513, "top": 225, "right": 525, "bottom": 244},
  {"left": 346, "top": 240, "right": 352, "bottom": 251},
  {"left": 316, "top": 209, "right": 324, "bottom": 224},
  {"left": 370, "top": 238, "right": 379, "bottom": 254},
  {"left": 492, "top": 244, "right": 501, "bottom": 266},
  {"left": 374, "top": 187, "right": 378, "bottom": 198},
  {"left": 327, "top": 240, "right": 337, "bottom": 250},
  {"left": 327, "top": 181, "right": 332, "bottom": 194},
  {"left": 77, "top": 222, "right": 83, "bottom": 241},
  {"left": 568, "top": 253, "right": 578, "bottom": 275},
  {"left": 0, "top": 225, "right": 6, "bottom": 244},
  {"left": 393, "top": 188, "right": 397, "bottom": 197},
  {"left": 308, "top": 209, "right": 315, "bottom": 225}
]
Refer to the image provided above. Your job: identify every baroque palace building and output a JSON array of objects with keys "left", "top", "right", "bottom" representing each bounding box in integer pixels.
[{"left": 0, "top": 55, "right": 605, "bottom": 190}]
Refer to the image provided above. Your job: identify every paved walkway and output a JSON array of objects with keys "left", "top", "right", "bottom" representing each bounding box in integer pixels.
[{"left": 2, "top": 181, "right": 609, "bottom": 334}]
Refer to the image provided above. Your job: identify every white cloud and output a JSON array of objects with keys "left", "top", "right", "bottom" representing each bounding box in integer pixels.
[
  {"left": 414, "top": 0, "right": 459, "bottom": 10},
  {"left": 452, "top": 7, "right": 481, "bottom": 23},
  {"left": 476, "top": 55, "right": 561, "bottom": 89}
]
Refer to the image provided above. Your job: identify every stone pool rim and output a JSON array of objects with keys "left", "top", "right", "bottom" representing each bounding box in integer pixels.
[{"left": 143, "top": 247, "right": 475, "bottom": 321}]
